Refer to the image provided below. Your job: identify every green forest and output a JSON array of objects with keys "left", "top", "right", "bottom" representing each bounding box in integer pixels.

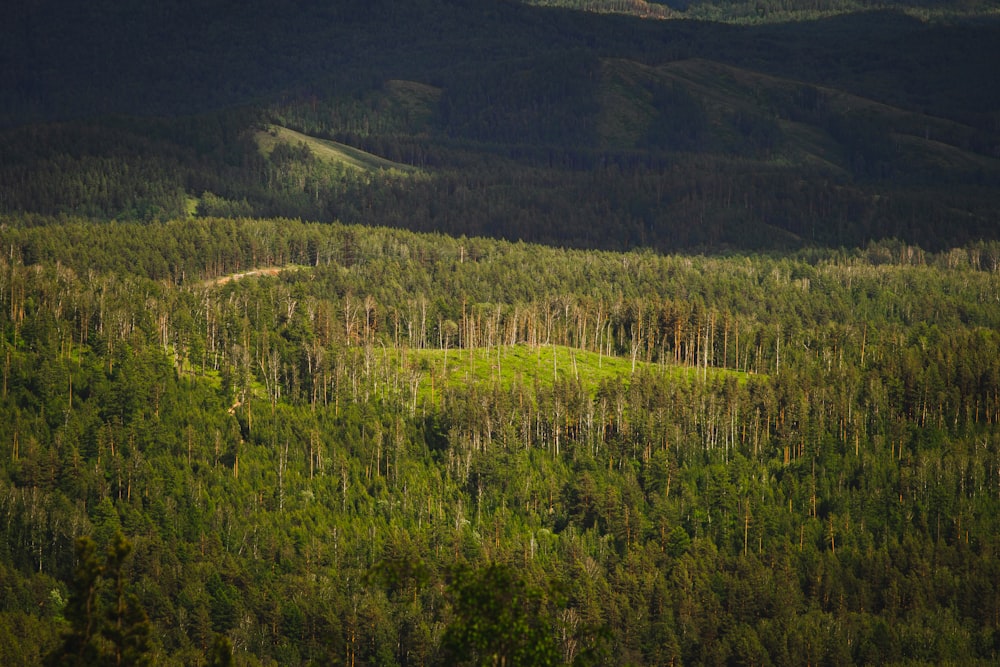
[
  {"left": 2, "top": 0, "right": 1000, "bottom": 665},
  {"left": 2, "top": 218, "right": 999, "bottom": 664}
]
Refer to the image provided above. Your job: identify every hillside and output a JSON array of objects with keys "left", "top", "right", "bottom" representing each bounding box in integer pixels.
[
  {"left": 2, "top": 217, "right": 1000, "bottom": 664},
  {"left": 3, "top": 45, "right": 998, "bottom": 250},
  {"left": 3, "top": 1, "right": 1000, "bottom": 664},
  {"left": 524, "top": 0, "right": 1000, "bottom": 22},
  {"left": 254, "top": 125, "right": 420, "bottom": 174},
  {"left": 2, "top": 1, "right": 999, "bottom": 250}
]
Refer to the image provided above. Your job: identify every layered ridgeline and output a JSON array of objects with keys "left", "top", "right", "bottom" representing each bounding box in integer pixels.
[
  {"left": 4, "top": 1, "right": 1000, "bottom": 664},
  {"left": 3, "top": 2, "right": 1000, "bottom": 252},
  {"left": 524, "top": 0, "right": 1000, "bottom": 22},
  {"left": 2, "top": 217, "right": 1000, "bottom": 664}
]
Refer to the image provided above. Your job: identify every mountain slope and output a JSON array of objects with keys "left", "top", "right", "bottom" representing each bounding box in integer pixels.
[
  {"left": 2, "top": 216, "right": 1000, "bottom": 664},
  {"left": 2, "top": 2, "right": 1000, "bottom": 251},
  {"left": 4, "top": 1, "right": 1000, "bottom": 128},
  {"left": 255, "top": 126, "right": 420, "bottom": 173}
]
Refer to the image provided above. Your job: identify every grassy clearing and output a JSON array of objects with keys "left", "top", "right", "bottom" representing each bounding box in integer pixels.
[
  {"left": 395, "top": 343, "right": 751, "bottom": 405},
  {"left": 254, "top": 125, "right": 419, "bottom": 173}
]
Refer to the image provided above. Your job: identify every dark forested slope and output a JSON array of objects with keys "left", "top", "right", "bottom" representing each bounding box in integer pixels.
[
  {"left": 4, "top": 0, "right": 999, "bottom": 126},
  {"left": 2, "top": 2, "right": 999, "bottom": 251}
]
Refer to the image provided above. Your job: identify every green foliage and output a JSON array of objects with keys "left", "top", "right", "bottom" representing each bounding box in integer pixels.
[
  {"left": 1, "top": 218, "right": 1000, "bottom": 664},
  {"left": 207, "top": 635, "right": 235, "bottom": 667},
  {"left": 4, "top": 4, "right": 1000, "bottom": 663},
  {"left": 44, "top": 534, "right": 152, "bottom": 667},
  {"left": 441, "top": 563, "right": 561, "bottom": 667}
]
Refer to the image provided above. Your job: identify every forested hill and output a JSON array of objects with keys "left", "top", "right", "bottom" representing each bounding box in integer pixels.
[
  {"left": 1, "top": 0, "right": 641, "bottom": 123},
  {"left": 5, "top": 0, "right": 1000, "bottom": 124},
  {"left": 3, "top": 1, "right": 1000, "bottom": 251},
  {"left": 2, "top": 217, "right": 1000, "bottom": 664},
  {"left": 4, "top": 2, "right": 1000, "bottom": 665}
]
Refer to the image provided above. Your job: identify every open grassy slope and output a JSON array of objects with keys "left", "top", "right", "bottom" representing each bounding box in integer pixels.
[
  {"left": 255, "top": 125, "right": 420, "bottom": 173},
  {"left": 395, "top": 343, "right": 751, "bottom": 406}
]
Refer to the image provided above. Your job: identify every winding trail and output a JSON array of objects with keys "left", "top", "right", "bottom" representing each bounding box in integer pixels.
[{"left": 203, "top": 266, "right": 288, "bottom": 287}]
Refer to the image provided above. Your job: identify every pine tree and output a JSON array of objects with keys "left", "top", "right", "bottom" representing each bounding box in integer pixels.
[
  {"left": 441, "top": 564, "right": 561, "bottom": 667},
  {"left": 44, "top": 534, "right": 152, "bottom": 667}
]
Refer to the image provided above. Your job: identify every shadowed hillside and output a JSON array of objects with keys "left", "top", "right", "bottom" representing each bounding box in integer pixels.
[{"left": 1, "top": 1, "right": 999, "bottom": 250}]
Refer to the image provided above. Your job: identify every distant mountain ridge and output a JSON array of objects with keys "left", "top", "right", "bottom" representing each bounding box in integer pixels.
[
  {"left": 3, "top": 0, "right": 999, "bottom": 124},
  {"left": 2, "top": 0, "right": 999, "bottom": 251},
  {"left": 522, "top": 0, "right": 1000, "bottom": 22}
]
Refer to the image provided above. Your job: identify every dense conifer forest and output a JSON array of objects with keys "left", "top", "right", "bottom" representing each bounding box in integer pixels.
[
  {"left": 2, "top": 0, "right": 1000, "bottom": 664},
  {"left": 2, "top": 218, "right": 999, "bottom": 664}
]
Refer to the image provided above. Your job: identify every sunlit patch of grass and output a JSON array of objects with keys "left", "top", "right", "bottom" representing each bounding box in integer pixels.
[
  {"left": 395, "top": 343, "right": 751, "bottom": 405},
  {"left": 254, "top": 125, "right": 420, "bottom": 174}
]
